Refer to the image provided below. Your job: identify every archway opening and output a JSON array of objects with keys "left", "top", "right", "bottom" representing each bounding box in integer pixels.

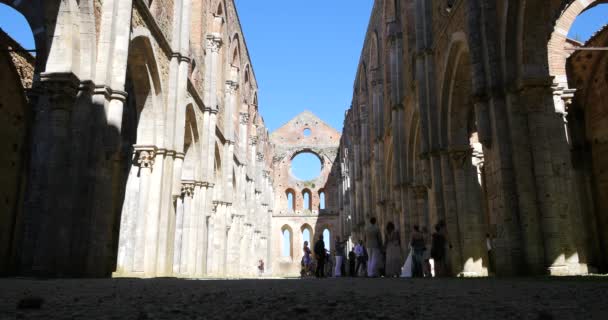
[
  {"left": 301, "top": 224, "right": 312, "bottom": 248},
  {"left": 286, "top": 189, "right": 295, "bottom": 211},
  {"left": 319, "top": 190, "right": 326, "bottom": 210},
  {"left": 0, "top": 3, "right": 36, "bottom": 275},
  {"left": 323, "top": 228, "right": 331, "bottom": 251},
  {"left": 290, "top": 152, "right": 322, "bottom": 181},
  {"left": 281, "top": 226, "right": 293, "bottom": 258},
  {"left": 302, "top": 189, "right": 312, "bottom": 211}
]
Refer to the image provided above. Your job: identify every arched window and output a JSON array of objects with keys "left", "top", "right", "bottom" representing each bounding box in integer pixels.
[
  {"left": 286, "top": 189, "right": 295, "bottom": 211},
  {"left": 323, "top": 229, "right": 331, "bottom": 251},
  {"left": 281, "top": 226, "right": 293, "bottom": 258},
  {"left": 301, "top": 224, "right": 312, "bottom": 248},
  {"left": 319, "top": 190, "right": 326, "bottom": 210},
  {"left": 302, "top": 189, "right": 312, "bottom": 211}
]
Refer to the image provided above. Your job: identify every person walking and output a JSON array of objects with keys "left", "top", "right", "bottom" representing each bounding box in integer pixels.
[
  {"left": 334, "top": 236, "right": 347, "bottom": 277},
  {"left": 365, "top": 217, "right": 382, "bottom": 277},
  {"left": 302, "top": 241, "right": 313, "bottom": 277},
  {"left": 354, "top": 240, "right": 367, "bottom": 277},
  {"left": 314, "top": 235, "right": 326, "bottom": 278},
  {"left": 431, "top": 223, "right": 447, "bottom": 277},
  {"left": 422, "top": 226, "right": 432, "bottom": 277},
  {"left": 486, "top": 233, "right": 494, "bottom": 275},
  {"left": 410, "top": 225, "right": 425, "bottom": 278},
  {"left": 384, "top": 222, "right": 402, "bottom": 277},
  {"left": 348, "top": 247, "right": 356, "bottom": 277}
]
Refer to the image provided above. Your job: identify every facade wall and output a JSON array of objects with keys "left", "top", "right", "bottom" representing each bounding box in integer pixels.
[
  {"left": 269, "top": 111, "right": 342, "bottom": 276},
  {"left": 337, "top": 0, "right": 608, "bottom": 276}
]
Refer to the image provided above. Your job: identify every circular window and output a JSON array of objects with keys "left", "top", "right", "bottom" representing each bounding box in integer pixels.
[
  {"left": 290, "top": 152, "right": 322, "bottom": 181},
  {"left": 303, "top": 128, "right": 311, "bottom": 137}
]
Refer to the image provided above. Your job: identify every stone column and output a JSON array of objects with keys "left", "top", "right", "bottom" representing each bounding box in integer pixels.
[
  {"left": 204, "top": 35, "right": 222, "bottom": 108},
  {"left": 450, "top": 148, "right": 487, "bottom": 276},
  {"left": 173, "top": 192, "right": 185, "bottom": 275},
  {"left": 133, "top": 146, "right": 156, "bottom": 274},
  {"left": 440, "top": 151, "right": 463, "bottom": 275},
  {"left": 22, "top": 73, "right": 79, "bottom": 276}
]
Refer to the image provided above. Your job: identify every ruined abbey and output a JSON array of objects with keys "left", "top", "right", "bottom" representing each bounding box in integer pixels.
[{"left": 1, "top": 0, "right": 607, "bottom": 278}]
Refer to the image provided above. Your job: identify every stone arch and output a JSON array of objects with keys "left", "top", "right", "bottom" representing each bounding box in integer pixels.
[
  {"left": 439, "top": 33, "right": 472, "bottom": 149},
  {"left": 214, "top": 142, "right": 223, "bottom": 197},
  {"left": 289, "top": 149, "right": 325, "bottom": 180},
  {"left": 125, "top": 33, "right": 164, "bottom": 146},
  {"left": 369, "top": 31, "right": 380, "bottom": 70},
  {"left": 548, "top": 0, "right": 608, "bottom": 85},
  {"left": 285, "top": 188, "right": 296, "bottom": 211},
  {"left": 181, "top": 105, "right": 201, "bottom": 181}
]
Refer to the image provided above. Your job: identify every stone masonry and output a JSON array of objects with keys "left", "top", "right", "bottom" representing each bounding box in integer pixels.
[{"left": 336, "top": 0, "right": 608, "bottom": 276}]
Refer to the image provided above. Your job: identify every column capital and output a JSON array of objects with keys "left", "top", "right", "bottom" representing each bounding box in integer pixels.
[
  {"left": 39, "top": 72, "right": 80, "bottom": 104},
  {"left": 449, "top": 147, "right": 473, "bottom": 169},
  {"left": 225, "top": 81, "right": 239, "bottom": 94},
  {"left": 181, "top": 181, "right": 196, "bottom": 198},
  {"left": 240, "top": 112, "right": 250, "bottom": 124},
  {"left": 134, "top": 145, "right": 157, "bottom": 169},
  {"left": 205, "top": 34, "right": 223, "bottom": 52}
]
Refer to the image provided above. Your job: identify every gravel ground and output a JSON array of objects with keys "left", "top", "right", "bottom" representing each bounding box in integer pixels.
[{"left": 1, "top": 277, "right": 607, "bottom": 319}]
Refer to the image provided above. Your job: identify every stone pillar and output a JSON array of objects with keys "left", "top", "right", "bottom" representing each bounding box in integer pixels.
[
  {"left": 450, "top": 148, "right": 488, "bottom": 276},
  {"left": 21, "top": 73, "right": 79, "bottom": 276},
  {"left": 440, "top": 151, "right": 463, "bottom": 275},
  {"left": 204, "top": 35, "right": 222, "bottom": 109},
  {"left": 132, "top": 147, "right": 156, "bottom": 274}
]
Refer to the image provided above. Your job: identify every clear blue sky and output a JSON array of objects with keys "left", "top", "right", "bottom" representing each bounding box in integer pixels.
[{"left": 234, "top": 0, "right": 373, "bottom": 133}]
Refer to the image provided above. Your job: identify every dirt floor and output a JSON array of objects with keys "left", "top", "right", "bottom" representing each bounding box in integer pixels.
[{"left": 0, "top": 277, "right": 607, "bottom": 319}]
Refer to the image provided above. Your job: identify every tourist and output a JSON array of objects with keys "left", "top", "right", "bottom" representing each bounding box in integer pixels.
[
  {"left": 354, "top": 239, "right": 367, "bottom": 276},
  {"left": 365, "top": 217, "right": 382, "bottom": 277},
  {"left": 258, "top": 259, "right": 264, "bottom": 276},
  {"left": 410, "top": 225, "right": 425, "bottom": 278},
  {"left": 302, "top": 241, "right": 312, "bottom": 277},
  {"left": 314, "top": 235, "right": 326, "bottom": 278},
  {"left": 325, "top": 249, "right": 333, "bottom": 277},
  {"left": 384, "top": 222, "right": 402, "bottom": 277},
  {"left": 422, "top": 226, "right": 433, "bottom": 277},
  {"left": 431, "top": 224, "right": 447, "bottom": 277},
  {"left": 486, "top": 233, "right": 494, "bottom": 275},
  {"left": 401, "top": 244, "right": 413, "bottom": 278},
  {"left": 348, "top": 247, "right": 356, "bottom": 277},
  {"left": 334, "top": 236, "right": 347, "bottom": 277}
]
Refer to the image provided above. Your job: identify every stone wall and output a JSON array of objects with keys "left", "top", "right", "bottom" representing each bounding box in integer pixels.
[
  {"left": 0, "top": 29, "right": 34, "bottom": 275},
  {"left": 1, "top": 0, "right": 274, "bottom": 279},
  {"left": 337, "top": 0, "right": 608, "bottom": 277}
]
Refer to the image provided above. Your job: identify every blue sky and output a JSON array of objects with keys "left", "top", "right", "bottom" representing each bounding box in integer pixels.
[{"left": 234, "top": 0, "right": 374, "bottom": 133}]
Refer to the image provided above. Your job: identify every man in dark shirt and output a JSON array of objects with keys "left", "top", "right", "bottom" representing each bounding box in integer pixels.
[
  {"left": 348, "top": 248, "right": 356, "bottom": 277},
  {"left": 314, "top": 235, "right": 326, "bottom": 278},
  {"left": 431, "top": 224, "right": 447, "bottom": 277}
]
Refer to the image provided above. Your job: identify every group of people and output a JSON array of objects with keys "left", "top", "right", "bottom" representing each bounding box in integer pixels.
[{"left": 301, "top": 217, "right": 451, "bottom": 278}]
